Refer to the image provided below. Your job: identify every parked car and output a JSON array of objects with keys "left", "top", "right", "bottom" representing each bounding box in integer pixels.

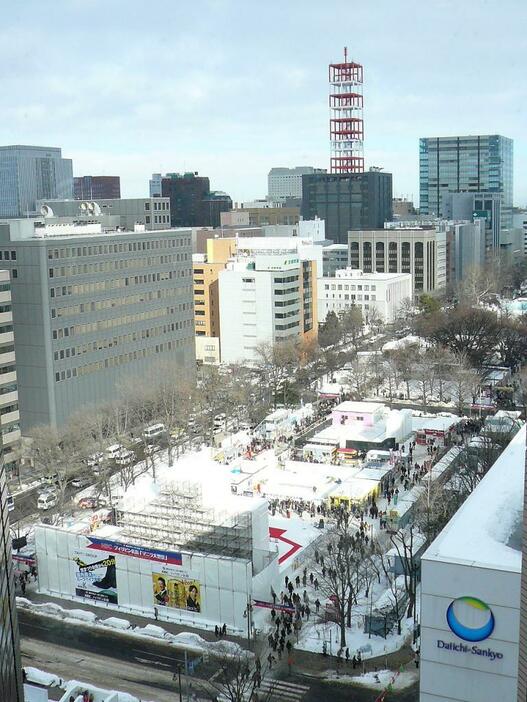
[
  {"left": 77, "top": 495, "right": 109, "bottom": 509},
  {"left": 87, "top": 452, "right": 105, "bottom": 468},
  {"left": 116, "top": 449, "right": 134, "bottom": 466},
  {"left": 105, "top": 444, "right": 124, "bottom": 460},
  {"left": 37, "top": 491, "right": 58, "bottom": 510},
  {"left": 42, "top": 472, "right": 59, "bottom": 486},
  {"left": 70, "top": 475, "right": 92, "bottom": 489},
  {"left": 6, "top": 494, "right": 14, "bottom": 512}
]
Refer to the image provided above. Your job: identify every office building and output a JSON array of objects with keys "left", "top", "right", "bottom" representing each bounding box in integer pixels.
[
  {"left": 157, "top": 172, "right": 232, "bottom": 228},
  {"left": 0, "top": 217, "right": 195, "bottom": 430},
  {"left": 518, "top": 445, "right": 527, "bottom": 701},
  {"left": 74, "top": 175, "right": 120, "bottom": 200},
  {"left": 267, "top": 167, "right": 326, "bottom": 201},
  {"left": 301, "top": 170, "right": 393, "bottom": 244},
  {"left": 322, "top": 243, "right": 348, "bottom": 277},
  {"left": 219, "top": 252, "right": 317, "bottom": 365},
  {"left": 348, "top": 227, "right": 446, "bottom": 297},
  {"left": 0, "top": 453, "right": 23, "bottom": 700},
  {"left": 512, "top": 209, "right": 527, "bottom": 256},
  {"left": 420, "top": 424, "right": 525, "bottom": 702},
  {"left": 226, "top": 205, "right": 300, "bottom": 227},
  {"left": 419, "top": 135, "right": 513, "bottom": 243},
  {"left": 37, "top": 197, "right": 171, "bottom": 231},
  {"left": 0, "top": 271, "right": 20, "bottom": 474},
  {"left": 392, "top": 197, "right": 416, "bottom": 219},
  {"left": 318, "top": 268, "right": 412, "bottom": 323},
  {"left": 447, "top": 219, "right": 486, "bottom": 284},
  {"left": 193, "top": 238, "right": 237, "bottom": 365},
  {"left": 0, "top": 145, "right": 73, "bottom": 218}
]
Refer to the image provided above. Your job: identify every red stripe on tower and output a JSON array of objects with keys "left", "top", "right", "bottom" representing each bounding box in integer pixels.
[{"left": 329, "top": 46, "right": 365, "bottom": 174}]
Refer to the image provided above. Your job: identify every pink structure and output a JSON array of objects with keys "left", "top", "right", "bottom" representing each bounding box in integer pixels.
[{"left": 331, "top": 401, "right": 384, "bottom": 429}]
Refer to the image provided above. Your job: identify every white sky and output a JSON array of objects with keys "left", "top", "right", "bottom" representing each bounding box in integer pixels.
[{"left": 1, "top": 0, "right": 526, "bottom": 206}]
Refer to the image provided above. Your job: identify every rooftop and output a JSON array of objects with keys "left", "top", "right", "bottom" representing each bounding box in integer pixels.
[
  {"left": 334, "top": 401, "right": 385, "bottom": 414},
  {"left": 423, "top": 424, "right": 525, "bottom": 572}
]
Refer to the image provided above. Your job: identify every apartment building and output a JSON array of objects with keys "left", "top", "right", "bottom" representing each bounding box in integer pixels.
[
  {"left": 37, "top": 197, "right": 171, "bottom": 231},
  {"left": 219, "top": 253, "right": 317, "bottom": 365},
  {"left": 0, "top": 271, "right": 20, "bottom": 475},
  {"left": 318, "top": 268, "right": 412, "bottom": 323},
  {"left": 0, "top": 218, "right": 195, "bottom": 429},
  {"left": 348, "top": 227, "right": 446, "bottom": 298},
  {"left": 193, "top": 238, "right": 237, "bottom": 364}
]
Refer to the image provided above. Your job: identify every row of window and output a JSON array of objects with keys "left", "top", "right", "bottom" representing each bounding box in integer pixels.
[
  {"left": 329, "top": 293, "right": 376, "bottom": 301},
  {"left": 274, "top": 287, "right": 299, "bottom": 296},
  {"left": 146, "top": 214, "right": 169, "bottom": 225},
  {"left": 51, "top": 287, "right": 186, "bottom": 319},
  {"left": 276, "top": 320, "right": 299, "bottom": 331},
  {"left": 49, "top": 253, "right": 190, "bottom": 278},
  {"left": 0, "top": 251, "right": 16, "bottom": 261},
  {"left": 0, "top": 305, "right": 11, "bottom": 315},
  {"left": 145, "top": 200, "right": 169, "bottom": 211},
  {"left": 0, "top": 403, "right": 18, "bottom": 416},
  {"left": 274, "top": 275, "right": 299, "bottom": 284},
  {"left": 0, "top": 423, "right": 19, "bottom": 436},
  {"left": 47, "top": 237, "right": 188, "bottom": 259},
  {"left": 52, "top": 304, "right": 192, "bottom": 339},
  {"left": 55, "top": 336, "right": 193, "bottom": 382},
  {"left": 49, "top": 271, "right": 180, "bottom": 298},
  {"left": 53, "top": 322, "right": 190, "bottom": 361},
  {"left": 324, "top": 283, "right": 377, "bottom": 292},
  {"left": 0, "top": 383, "right": 17, "bottom": 396}
]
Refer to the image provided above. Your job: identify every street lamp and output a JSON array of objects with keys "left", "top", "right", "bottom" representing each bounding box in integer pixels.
[
  {"left": 174, "top": 662, "right": 183, "bottom": 702},
  {"left": 243, "top": 598, "right": 253, "bottom": 649}
]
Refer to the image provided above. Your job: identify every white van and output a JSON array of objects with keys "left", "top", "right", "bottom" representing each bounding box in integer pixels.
[
  {"left": 106, "top": 443, "right": 123, "bottom": 460},
  {"left": 38, "top": 492, "right": 58, "bottom": 510},
  {"left": 143, "top": 423, "right": 166, "bottom": 441}
]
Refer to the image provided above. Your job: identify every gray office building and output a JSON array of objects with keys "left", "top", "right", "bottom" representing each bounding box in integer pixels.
[
  {"left": 0, "top": 456, "right": 23, "bottom": 700},
  {"left": 322, "top": 243, "right": 349, "bottom": 277},
  {"left": 37, "top": 197, "right": 171, "bottom": 231},
  {"left": 419, "top": 135, "right": 513, "bottom": 241},
  {"left": 301, "top": 170, "right": 393, "bottom": 245},
  {"left": 0, "top": 218, "right": 195, "bottom": 429},
  {"left": 0, "top": 145, "right": 73, "bottom": 218}
]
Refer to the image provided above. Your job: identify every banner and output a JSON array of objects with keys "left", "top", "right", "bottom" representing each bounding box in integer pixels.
[
  {"left": 152, "top": 572, "right": 201, "bottom": 613},
  {"left": 72, "top": 547, "right": 118, "bottom": 604},
  {"left": 86, "top": 536, "right": 182, "bottom": 566}
]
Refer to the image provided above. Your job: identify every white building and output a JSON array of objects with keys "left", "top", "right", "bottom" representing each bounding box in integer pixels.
[
  {"left": 419, "top": 424, "right": 525, "bottom": 702},
  {"left": 348, "top": 227, "right": 447, "bottom": 298},
  {"left": 267, "top": 166, "right": 326, "bottom": 201},
  {"left": 262, "top": 218, "right": 326, "bottom": 242},
  {"left": 236, "top": 234, "right": 323, "bottom": 278},
  {"left": 318, "top": 268, "right": 413, "bottom": 323},
  {"left": 219, "top": 252, "right": 317, "bottom": 365},
  {"left": 512, "top": 210, "right": 527, "bottom": 255}
]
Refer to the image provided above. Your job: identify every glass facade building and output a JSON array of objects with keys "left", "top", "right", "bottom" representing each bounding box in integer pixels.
[
  {"left": 301, "top": 171, "right": 393, "bottom": 245},
  {"left": 0, "top": 145, "right": 73, "bottom": 218},
  {"left": 0, "top": 456, "right": 23, "bottom": 701},
  {"left": 419, "top": 135, "right": 513, "bottom": 238}
]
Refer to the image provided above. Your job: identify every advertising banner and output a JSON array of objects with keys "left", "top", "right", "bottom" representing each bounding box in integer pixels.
[
  {"left": 72, "top": 547, "right": 118, "bottom": 604},
  {"left": 86, "top": 536, "right": 182, "bottom": 566},
  {"left": 152, "top": 564, "right": 201, "bottom": 612}
]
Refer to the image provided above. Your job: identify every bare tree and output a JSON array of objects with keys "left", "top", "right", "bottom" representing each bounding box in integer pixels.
[
  {"left": 339, "top": 305, "right": 364, "bottom": 350},
  {"left": 389, "top": 524, "right": 419, "bottom": 619},
  {"left": 199, "top": 646, "right": 275, "bottom": 702}
]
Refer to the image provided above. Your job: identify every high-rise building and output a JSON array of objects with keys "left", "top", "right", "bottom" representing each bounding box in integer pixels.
[
  {"left": 0, "top": 217, "right": 195, "bottom": 430},
  {"left": 392, "top": 197, "right": 416, "bottom": 219},
  {"left": 301, "top": 170, "right": 393, "bottom": 244},
  {"left": 226, "top": 205, "right": 300, "bottom": 227},
  {"left": 219, "top": 251, "right": 318, "bottom": 365},
  {"left": 0, "top": 271, "right": 21, "bottom": 475},
  {"left": 37, "top": 197, "right": 171, "bottom": 231},
  {"left": 0, "top": 145, "right": 73, "bottom": 218},
  {"left": 348, "top": 227, "right": 447, "bottom": 298},
  {"left": 512, "top": 209, "right": 527, "bottom": 256},
  {"left": 156, "top": 173, "right": 232, "bottom": 228},
  {"left": 0, "top": 451, "right": 23, "bottom": 701},
  {"left": 518, "top": 441, "right": 527, "bottom": 701},
  {"left": 74, "top": 175, "right": 121, "bottom": 200},
  {"left": 419, "top": 135, "right": 513, "bottom": 244},
  {"left": 267, "top": 167, "right": 326, "bottom": 201}
]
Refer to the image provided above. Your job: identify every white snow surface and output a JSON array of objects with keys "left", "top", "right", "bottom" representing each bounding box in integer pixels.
[
  {"left": 326, "top": 668, "right": 418, "bottom": 690},
  {"left": 25, "top": 667, "right": 62, "bottom": 687},
  {"left": 424, "top": 424, "right": 525, "bottom": 571}
]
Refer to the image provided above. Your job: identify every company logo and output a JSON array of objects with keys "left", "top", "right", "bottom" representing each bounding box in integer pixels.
[{"left": 446, "top": 597, "right": 495, "bottom": 642}]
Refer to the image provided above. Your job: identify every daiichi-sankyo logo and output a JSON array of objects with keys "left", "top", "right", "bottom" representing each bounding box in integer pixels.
[{"left": 446, "top": 596, "right": 495, "bottom": 642}]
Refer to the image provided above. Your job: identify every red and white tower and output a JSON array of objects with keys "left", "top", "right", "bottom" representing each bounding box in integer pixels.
[{"left": 329, "top": 47, "right": 364, "bottom": 174}]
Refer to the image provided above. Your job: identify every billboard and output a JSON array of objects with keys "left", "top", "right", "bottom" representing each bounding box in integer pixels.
[
  {"left": 152, "top": 568, "right": 201, "bottom": 613},
  {"left": 72, "top": 547, "right": 118, "bottom": 604}
]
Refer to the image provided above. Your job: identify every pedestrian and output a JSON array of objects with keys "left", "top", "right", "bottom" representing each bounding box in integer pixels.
[
  {"left": 345, "top": 647, "right": 350, "bottom": 664},
  {"left": 21, "top": 579, "right": 26, "bottom": 595},
  {"left": 295, "top": 575, "right": 300, "bottom": 587},
  {"left": 309, "top": 572, "right": 314, "bottom": 585},
  {"left": 352, "top": 655, "right": 357, "bottom": 669},
  {"left": 222, "top": 623, "right": 227, "bottom": 636},
  {"left": 271, "top": 588, "right": 277, "bottom": 605},
  {"left": 305, "top": 605, "right": 310, "bottom": 620},
  {"left": 154, "top": 606, "right": 158, "bottom": 621},
  {"left": 215, "top": 625, "right": 219, "bottom": 637},
  {"left": 271, "top": 608, "right": 276, "bottom": 620},
  {"left": 315, "top": 598, "right": 320, "bottom": 613},
  {"left": 286, "top": 639, "right": 292, "bottom": 653},
  {"left": 267, "top": 652, "right": 275, "bottom": 670},
  {"left": 322, "top": 641, "right": 327, "bottom": 656},
  {"left": 314, "top": 578, "right": 319, "bottom": 591},
  {"left": 357, "top": 651, "right": 362, "bottom": 666},
  {"left": 287, "top": 655, "right": 293, "bottom": 675}
]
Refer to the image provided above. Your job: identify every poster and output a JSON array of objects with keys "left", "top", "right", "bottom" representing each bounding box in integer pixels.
[
  {"left": 152, "top": 571, "right": 201, "bottom": 612},
  {"left": 72, "top": 548, "right": 118, "bottom": 604}
]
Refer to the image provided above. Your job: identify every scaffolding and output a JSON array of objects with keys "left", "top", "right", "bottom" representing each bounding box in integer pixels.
[{"left": 116, "top": 481, "right": 254, "bottom": 560}]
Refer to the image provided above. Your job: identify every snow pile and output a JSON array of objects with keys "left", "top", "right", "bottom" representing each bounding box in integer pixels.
[
  {"left": 25, "top": 667, "right": 62, "bottom": 687},
  {"left": 100, "top": 616, "right": 131, "bottom": 630},
  {"left": 327, "top": 668, "right": 418, "bottom": 690}
]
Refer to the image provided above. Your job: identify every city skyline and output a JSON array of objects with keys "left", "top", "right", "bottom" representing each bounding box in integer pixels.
[{"left": 1, "top": 0, "right": 526, "bottom": 205}]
